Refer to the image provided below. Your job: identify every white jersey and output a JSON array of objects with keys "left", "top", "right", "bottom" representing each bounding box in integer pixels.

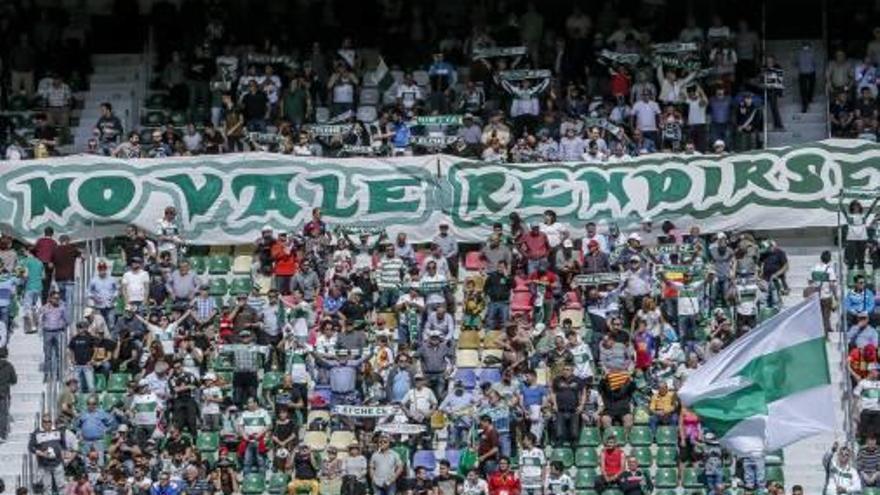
[
  {"left": 131, "top": 393, "right": 161, "bottom": 426},
  {"left": 519, "top": 447, "right": 545, "bottom": 489}
]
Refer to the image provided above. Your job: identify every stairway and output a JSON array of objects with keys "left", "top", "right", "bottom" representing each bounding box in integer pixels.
[
  {"left": 765, "top": 39, "right": 829, "bottom": 147},
  {"left": 0, "top": 328, "right": 47, "bottom": 491},
  {"left": 775, "top": 235, "right": 846, "bottom": 495},
  {"left": 70, "top": 54, "right": 145, "bottom": 153}
]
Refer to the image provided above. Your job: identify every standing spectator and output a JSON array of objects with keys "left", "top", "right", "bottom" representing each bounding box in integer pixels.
[
  {"left": 34, "top": 227, "right": 57, "bottom": 302},
  {"left": 72, "top": 395, "right": 117, "bottom": 463},
  {"left": 39, "top": 75, "right": 73, "bottom": 128},
  {"left": 51, "top": 234, "right": 80, "bottom": 311},
  {"left": 824, "top": 445, "right": 862, "bottom": 495},
  {"left": 0, "top": 264, "right": 17, "bottom": 333},
  {"left": 807, "top": 250, "right": 838, "bottom": 335},
  {"left": 281, "top": 77, "right": 311, "bottom": 129},
  {"left": 433, "top": 224, "right": 459, "bottom": 279},
  {"left": 631, "top": 92, "right": 661, "bottom": 144},
  {"left": 88, "top": 261, "right": 118, "bottom": 328},
  {"left": 369, "top": 435, "right": 404, "bottom": 495},
  {"left": 734, "top": 92, "right": 762, "bottom": 152},
  {"left": 21, "top": 247, "right": 45, "bottom": 333},
  {"left": 763, "top": 55, "right": 785, "bottom": 131},
  {"left": 683, "top": 84, "right": 708, "bottom": 151},
  {"left": 327, "top": 62, "right": 358, "bottom": 117},
  {"left": 237, "top": 396, "right": 272, "bottom": 474},
  {"left": 29, "top": 414, "right": 68, "bottom": 495},
  {"left": 795, "top": 41, "right": 817, "bottom": 113},
  {"left": 427, "top": 52, "right": 457, "bottom": 112},
  {"left": 484, "top": 260, "right": 513, "bottom": 330},
  {"left": 166, "top": 260, "right": 199, "bottom": 305},
  {"left": 94, "top": 103, "right": 124, "bottom": 155},
  {"left": 519, "top": 224, "right": 551, "bottom": 274},
  {"left": 68, "top": 322, "right": 96, "bottom": 392},
  {"left": 396, "top": 72, "right": 424, "bottom": 111},
  {"left": 41, "top": 290, "right": 69, "bottom": 382},
  {"left": 121, "top": 257, "right": 150, "bottom": 310},
  {"left": 707, "top": 87, "right": 732, "bottom": 148},
  {"left": 241, "top": 80, "right": 270, "bottom": 132},
  {"left": 827, "top": 50, "right": 854, "bottom": 96},
  {"left": 549, "top": 363, "right": 584, "bottom": 446},
  {"left": 0, "top": 347, "right": 15, "bottom": 443}
]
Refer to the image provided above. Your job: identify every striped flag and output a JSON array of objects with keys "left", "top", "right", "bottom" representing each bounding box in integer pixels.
[
  {"left": 679, "top": 297, "right": 835, "bottom": 456},
  {"left": 369, "top": 56, "right": 395, "bottom": 94}
]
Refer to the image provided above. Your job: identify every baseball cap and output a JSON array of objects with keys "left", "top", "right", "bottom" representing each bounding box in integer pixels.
[
  {"left": 562, "top": 239, "right": 574, "bottom": 248},
  {"left": 627, "top": 232, "right": 642, "bottom": 242}
]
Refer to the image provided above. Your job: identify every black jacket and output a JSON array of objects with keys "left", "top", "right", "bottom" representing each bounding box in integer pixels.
[{"left": 0, "top": 359, "right": 16, "bottom": 396}]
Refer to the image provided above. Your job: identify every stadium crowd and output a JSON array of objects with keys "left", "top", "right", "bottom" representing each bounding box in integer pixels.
[
  {"left": 0, "top": 1, "right": 775, "bottom": 160},
  {"left": 0, "top": 201, "right": 821, "bottom": 495}
]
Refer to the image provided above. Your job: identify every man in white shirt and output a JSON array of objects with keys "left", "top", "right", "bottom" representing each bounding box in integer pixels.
[
  {"left": 402, "top": 375, "right": 437, "bottom": 423},
  {"left": 396, "top": 72, "right": 423, "bottom": 110},
  {"left": 683, "top": 84, "right": 708, "bottom": 151},
  {"left": 631, "top": 91, "right": 661, "bottom": 144},
  {"left": 582, "top": 222, "right": 609, "bottom": 254},
  {"left": 808, "top": 250, "right": 838, "bottom": 334},
  {"left": 558, "top": 128, "right": 587, "bottom": 161},
  {"left": 121, "top": 258, "right": 150, "bottom": 310}
]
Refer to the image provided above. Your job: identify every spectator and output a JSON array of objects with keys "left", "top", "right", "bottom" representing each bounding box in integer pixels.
[
  {"left": 94, "top": 103, "right": 124, "bottom": 155},
  {"left": 795, "top": 41, "right": 818, "bottom": 113},
  {"left": 827, "top": 49, "right": 855, "bottom": 96},
  {"left": 0, "top": 347, "right": 15, "bottom": 443},
  {"left": 859, "top": 435, "right": 880, "bottom": 487}
]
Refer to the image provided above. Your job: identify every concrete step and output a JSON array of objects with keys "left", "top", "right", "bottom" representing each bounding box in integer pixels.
[{"left": 90, "top": 72, "right": 140, "bottom": 85}]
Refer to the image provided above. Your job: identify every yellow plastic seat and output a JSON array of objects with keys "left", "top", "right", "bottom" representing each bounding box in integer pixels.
[
  {"left": 303, "top": 431, "right": 328, "bottom": 451},
  {"left": 456, "top": 349, "right": 481, "bottom": 368},
  {"left": 233, "top": 255, "right": 254, "bottom": 275}
]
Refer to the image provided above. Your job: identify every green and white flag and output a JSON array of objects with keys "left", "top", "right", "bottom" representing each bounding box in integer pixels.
[
  {"left": 679, "top": 297, "right": 834, "bottom": 456},
  {"left": 370, "top": 56, "right": 394, "bottom": 94}
]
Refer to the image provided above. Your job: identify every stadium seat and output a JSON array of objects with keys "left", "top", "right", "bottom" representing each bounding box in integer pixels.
[
  {"left": 476, "top": 368, "right": 501, "bottom": 384},
  {"left": 456, "top": 350, "right": 480, "bottom": 368},
  {"left": 484, "top": 330, "right": 503, "bottom": 348},
  {"left": 482, "top": 349, "right": 503, "bottom": 365},
  {"left": 682, "top": 467, "right": 703, "bottom": 488},
  {"left": 303, "top": 431, "right": 328, "bottom": 450},
  {"left": 196, "top": 431, "right": 219, "bottom": 452},
  {"left": 765, "top": 450, "right": 784, "bottom": 466},
  {"left": 329, "top": 430, "right": 356, "bottom": 450},
  {"left": 107, "top": 373, "right": 131, "bottom": 393},
  {"left": 102, "top": 393, "right": 125, "bottom": 410},
  {"left": 261, "top": 371, "right": 283, "bottom": 392},
  {"left": 392, "top": 444, "right": 411, "bottom": 466},
  {"left": 145, "top": 93, "right": 169, "bottom": 108},
  {"left": 188, "top": 256, "right": 206, "bottom": 274},
  {"left": 654, "top": 467, "right": 679, "bottom": 488},
  {"left": 560, "top": 308, "right": 584, "bottom": 328},
  {"left": 356, "top": 106, "right": 377, "bottom": 122},
  {"left": 446, "top": 449, "right": 461, "bottom": 470},
  {"left": 766, "top": 466, "right": 785, "bottom": 484},
  {"left": 229, "top": 277, "right": 253, "bottom": 296},
  {"left": 578, "top": 427, "right": 601, "bottom": 446},
  {"left": 232, "top": 255, "right": 253, "bottom": 274},
  {"left": 112, "top": 258, "right": 126, "bottom": 277},
  {"left": 575, "top": 468, "right": 598, "bottom": 489},
  {"left": 94, "top": 373, "right": 107, "bottom": 392},
  {"left": 267, "top": 473, "right": 291, "bottom": 495},
  {"left": 360, "top": 88, "right": 380, "bottom": 105},
  {"left": 510, "top": 292, "right": 533, "bottom": 314},
  {"left": 655, "top": 426, "right": 678, "bottom": 445},
  {"left": 241, "top": 473, "right": 265, "bottom": 495},
  {"left": 413, "top": 449, "right": 437, "bottom": 471},
  {"left": 209, "top": 278, "right": 228, "bottom": 296},
  {"left": 549, "top": 447, "right": 574, "bottom": 468},
  {"left": 655, "top": 446, "right": 678, "bottom": 467},
  {"left": 208, "top": 255, "right": 232, "bottom": 274},
  {"left": 458, "top": 330, "right": 481, "bottom": 349},
  {"left": 628, "top": 426, "right": 652, "bottom": 446},
  {"left": 413, "top": 70, "right": 429, "bottom": 86},
  {"left": 315, "top": 107, "right": 330, "bottom": 123},
  {"left": 453, "top": 368, "right": 477, "bottom": 390},
  {"left": 169, "top": 111, "right": 187, "bottom": 126},
  {"left": 142, "top": 110, "right": 165, "bottom": 126},
  {"left": 307, "top": 410, "right": 331, "bottom": 426},
  {"left": 575, "top": 447, "right": 598, "bottom": 467},
  {"left": 603, "top": 426, "right": 624, "bottom": 443},
  {"left": 464, "top": 251, "right": 486, "bottom": 271},
  {"left": 631, "top": 446, "right": 653, "bottom": 467}
]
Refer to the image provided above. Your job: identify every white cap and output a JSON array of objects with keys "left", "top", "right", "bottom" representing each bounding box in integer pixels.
[
  {"left": 716, "top": 232, "right": 727, "bottom": 239},
  {"left": 627, "top": 232, "right": 642, "bottom": 242},
  {"left": 562, "top": 239, "right": 574, "bottom": 248},
  {"left": 204, "top": 372, "right": 217, "bottom": 381},
  {"left": 83, "top": 307, "right": 94, "bottom": 318},
  {"left": 262, "top": 224, "right": 273, "bottom": 232},
  {"left": 713, "top": 139, "right": 725, "bottom": 148},
  {"left": 641, "top": 216, "right": 652, "bottom": 224}
]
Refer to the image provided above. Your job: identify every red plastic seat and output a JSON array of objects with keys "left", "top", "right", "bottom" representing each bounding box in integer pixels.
[
  {"left": 510, "top": 291, "right": 533, "bottom": 312},
  {"left": 464, "top": 251, "right": 486, "bottom": 271}
]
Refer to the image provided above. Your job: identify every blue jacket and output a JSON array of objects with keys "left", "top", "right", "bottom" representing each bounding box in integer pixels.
[{"left": 845, "top": 287, "right": 876, "bottom": 316}]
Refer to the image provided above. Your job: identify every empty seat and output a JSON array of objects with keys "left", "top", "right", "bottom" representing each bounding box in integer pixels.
[
  {"left": 241, "top": 473, "right": 266, "bottom": 495},
  {"left": 196, "top": 431, "right": 220, "bottom": 451},
  {"left": 628, "top": 426, "right": 652, "bottom": 446},
  {"left": 476, "top": 367, "right": 501, "bottom": 385},
  {"left": 413, "top": 449, "right": 437, "bottom": 471},
  {"left": 456, "top": 350, "right": 480, "bottom": 368},
  {"left": 464, "top": 251, "right": 486, "bottom": 271},
  {"left": 549, "top": 447, "right": 574, "bottom": 468},
  {"left": 329, "top": 430, "right": 356, "bottom": 450},
  {"left": 575, "top": 447, "right": 598, "bottom": 467},
  {"left": 458, "top": 330, "right": 481, "bottom": 350},
  {"left": 453, "top": 368, "right": 477, "bottom": 389},
  {"left": 360, "top": 88, "right": 380, "bottom": 105},
  {"left": 209, "top": 278, "right": 228, "bottom": 296},
  {"left": 655, "top": 426, "right": 678, "bottom": 445},
  {"left": 575, "top": 468, "right": 598, "bottom": 489},
  {"left": 232, "top": 255, "right": 253, "bottom": 275},
  {"left": 107, "top": 373, "right": 131, "bottom": 393},
  {"left": 208, "top": 255, "right": 231, "bottom": 274},
  {"left": 229, "top": 277, "right": 253, "bottom": 296},
  {"left": 655, "top": 446, "right": 678, "bottom": 467},
  {"left": 303, "top": 431, "right": 328, "bottom": 450},
  {"left": 654, "top": 468, "right": 679, "bottom": 488},
  {"left": 356, "top": 106, "right": 377, "bottom": 122}
]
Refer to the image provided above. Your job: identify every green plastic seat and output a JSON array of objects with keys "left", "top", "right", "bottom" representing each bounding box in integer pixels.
[
  {"left": 143, "top": 111, "right": 165, "bottom": 126},
  {"left": 863, "top": 488, "right": 880, "bottom": 495},
  {"left": 189, "top": 256, "right": 207, "bottom": 274},
  {"left": 75, "top": 393, "right": 94, "bottom": 410},
  {"left": 682, "top": 467, "right": 703, "bottom": 488},
  {"left": 261, "top": 371, "right": 284, "bottom": 392},
  {"left": 209, "top": 255, "right": 232, "bottom": 274},
  {"left": 112, "top": 258, "right": 126, "bottom": 277},
  {"left": 102, "top": 392, "right": 125, "bottom": 410},
  {"left": 209, "top": 278, "right": 228, "bottom": 296},
  {"left": 169, "top": 111, "right": 187, "bottom": 127},
  {"left": 575, "top": 468, "right": 598, "bottom": 489},
  {"left": 107, "top": 373, "right": 131, "bottom": 393},
  {"left": 630, "top": 446, "right": 653, "bottom": 467},
  {"left": 241, "top": 473, "right": 266, "bottom": 495},
  {"left": 765, "top": 450, "right": 784, "bottom": 466},
  {"left": 602, "top": 490, "right": 623, "bottom": 495},
  {"left": 201, "top": 450, "right": 219, "bottom": 464},
  {"left": 655, "top": 490, "right": 678, "bottom": 495},
  {"left": 577, "top": 491, "right": 597, "bottom": 495},
  {"left": 392, "top": 444, "right": 411, "bottom": 467},
  {"left": 628, "top": 426, "right": 652, "bottom": 446},
  {"left": 655, "top": 426, "right": 678, "bottom": 445},
  {"left": 549, "top": 447, "right": 574, "bottom": 468},
  {"left": 575, "top": 447, "right": 598, "bottom": 467},
  {"left": 655, "top": 467, "right": 679, "bottom": 488},
  {"left": 603, "top": 426, "right": 624, "bottom": 443},
  {"left": 579, "top": 427, "right": 601, "bottom": 446},
  {"left": 267, "top": 473, "right": 291, "bottom": 495},
  {"left": 656, "top": 446, "right": 678, "bottom": 467},
  {"left": 211, "top": 354, "right": 234, "bottom": 371},
  {"left": 94, "top": 374, "right": 107, "bottom": 393},
  {"left": 230, "top": 277, "right": 253, "bottom": 296},
  {"left": 196, "top": 431, "right": 219, "bottom": 451},
  {"left": 632, "top": 407, "right": 650, "bottom": 425},
  {"left": 146, "top": 93, "right": 168, "bottom": 108},
  {"left": 766, "top": 466, "right": 784, "bottom": 484}
]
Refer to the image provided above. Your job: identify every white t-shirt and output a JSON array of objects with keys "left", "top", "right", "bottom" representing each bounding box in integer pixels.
[
  {"left": 131, "top": 392, "right": 161, "bottom": 426},
  {"left": 856, "top": 379, "right": 880, "bottom": 411},
  {"left": 147, "top": 322, "right": 178, "bottom": 355},
  {"left": 686, "top": 97, "right": 707, "bottom": 125},
  {"left": 122, "top": 270, "right": 150, "bottom": 303},
  {"left": 333, "top": 81, "right": 355, "bottom": 104},
  {"left": 403, "top": 387, "right": 437, "bottom": 418},
  {"left": 632, "top": 100, "right": 661, "bottom": 131},
  {"left": 810, "top": 262, "right": 838, "bottom": 299},
  {"left": 396, "top": 83, "right": 422, "bottom": 109},
  {"left": 519, "top": 447, "right": 545, "bottom": 489},
  {"left": 201, "top": 385, "right": 223, "bottom": 415},
  {"left": 540, "top": 223, "right": 565, "bottom": 248}
]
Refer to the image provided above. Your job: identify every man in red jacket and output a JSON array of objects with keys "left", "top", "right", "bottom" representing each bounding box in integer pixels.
[
  {"left": 271, "top": 232, "right": 298, "bottom": 295},
  {"left": 488, "top": 457, "right": 521, "bottom": 495}
]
